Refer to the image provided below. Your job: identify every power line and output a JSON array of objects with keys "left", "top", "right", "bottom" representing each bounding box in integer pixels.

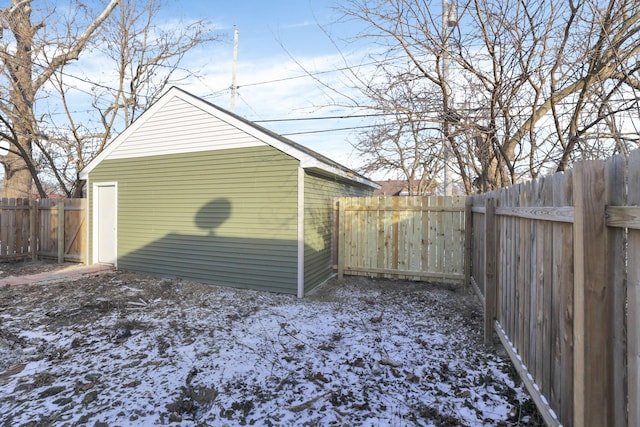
[
  {"left": 2, "top": 34, "right": 639, "bottom": 140},
  {"left": 281, "top": 124, "right": 382, "bottom": 136},
  {"left": 253, "top": 112, "right": 395, "bottom": 123},
  {"left": 0, "top": 47, "right": 149, "bottom": 109},
  {"left": 201, "top": 55, "right": 408, "bottom": 99},
  {"left": 239, "top": 61, "right": 375, "bottom": 88}
]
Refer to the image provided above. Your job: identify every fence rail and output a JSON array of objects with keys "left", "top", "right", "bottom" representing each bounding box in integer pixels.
[
  {"left": 469, "top": 149, "right": 639, "bottom": 427},
  {"left": 335, "top": 196, "right": 466, "bottom": 283},
  {"left": 0, "top": 198, "right": 86, "bottom": 263}
]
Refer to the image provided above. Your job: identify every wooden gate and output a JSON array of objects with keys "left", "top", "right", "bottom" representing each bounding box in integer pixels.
[
  {"left": 37, "top": 199, "right": 86, "bottom": 262},
  {"left": 335, "top": 196, "right": 467, "bottom": 283},
  {"left": 0, "top": 198, "right": 31, "bottom": 260},
  {"left": 0, "top": 198, "right": 86, "bottom": 263}
]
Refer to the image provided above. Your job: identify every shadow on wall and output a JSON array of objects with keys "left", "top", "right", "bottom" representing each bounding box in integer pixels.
[
  {"left": 116, "top": 198, "right": 324, "bottom": 295},
  {"left": 194, "top": 198, "right": 233, "bottom": 235}
]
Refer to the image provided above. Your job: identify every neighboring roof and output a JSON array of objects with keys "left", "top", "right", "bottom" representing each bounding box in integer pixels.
[
  {"left": 373, "top": 179, "right": 437, "bottom": 196},
  {"left": 79, "top": 86, "right": 378, "bottom": 189},
  {"left": 374, "top": 180, "right": 407, "bottom": 196}
]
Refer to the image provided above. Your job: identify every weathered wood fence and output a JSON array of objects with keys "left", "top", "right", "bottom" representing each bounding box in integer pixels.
[
  {"left": 335, "top": 196, "right": 467, "bottom": 283},
  {"left": 469, "top": 150, "right": 640, "bottom": 427},
  {"left": 0, "top": 198, "right": 86, "bottom": 263}
]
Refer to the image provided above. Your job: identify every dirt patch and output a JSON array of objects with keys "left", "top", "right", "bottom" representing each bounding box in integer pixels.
[{"left": 0, "top": 267, "right": 544, "bottom": 426}]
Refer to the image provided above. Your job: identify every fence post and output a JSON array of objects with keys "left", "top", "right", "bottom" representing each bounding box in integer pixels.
[
  {"left": 606, "top": 154, "right": 628, "bottom": 427},
  {"left": 337, "top": 198, "right": 345, "bottom": 280},
  {"left": 333, "top": 199, "right": 339, "bottom": 270},
  {"left": 57, "top": 201, "right": 65, "bottom": 263},
  {"left": 627, "top": 149, "right": 640, "bottom": 427},
  {"left": 572, "top": 160, "right": 611, "bottom": 427},
  {"left": 484, "top": 198, "right": 497, "bottom": 345},
  {"left": 29, "top": 199, "right": 39, "bottom": 260},
  {"left": 464, "top": 197, "right": 473, "bottom": 289}
]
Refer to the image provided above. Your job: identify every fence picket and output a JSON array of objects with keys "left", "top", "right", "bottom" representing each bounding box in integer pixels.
[
  {"left": 628, "top": 150, "right": 640, "bottom": 427},
  {"left": 607, "top": 154, "right": 628, "bottom": 427},
  {"left": 539, "top": 176, "right": 553, "bottom": 404},
  {"left": 422, "top": 196, "right": 430, "bottom": 276},
  {"left": 376, "top": 197, "right": 385, "bottom": 274},
  {"left": 573, "top": 161, "right": 610, "bottom": 427},
  {"left": 484, "top": 198, "right": 497, "bottom": 344},
  {"left": 556, "top": 170, "right": 574, "bottom": 426}
]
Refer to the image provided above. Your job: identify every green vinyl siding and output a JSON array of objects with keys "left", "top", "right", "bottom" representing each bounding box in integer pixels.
[
  {"left": 303, "top": 171, "right": 372, "bottom": 292},
  {"left": 89, "top": 145, "right": 300, "bottom": 294}
]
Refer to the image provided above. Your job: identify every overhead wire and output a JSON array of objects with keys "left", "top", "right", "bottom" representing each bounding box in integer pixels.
[
  {"left": 253, "top": 112, "right": 397, "bottom": 123},
  {"left": 2, "top": 28, "right": 639, "bottom": 138},
  {"left": 0, "top": 47, "right": 149, "bottom": 113},
  {"left": 281, "top": 124, "right": 384, "bottom": 136},
  {"left": 199, "top": 53, "right": 411, "bottom": 96},
  {"left": 0, "top": 45, "right": 396, "bottom": 129}
]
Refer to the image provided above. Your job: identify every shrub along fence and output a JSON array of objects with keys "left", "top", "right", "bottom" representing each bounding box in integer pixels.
[
  {"left": 468, "top": 149, "right": 639, "bottom": 427},
  {"left": 0, "top": 198, "right": 86, "bottom": 263}
]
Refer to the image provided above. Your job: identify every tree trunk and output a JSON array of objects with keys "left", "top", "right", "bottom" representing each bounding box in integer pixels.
[
  {"left": 0, "top": 0, "right": 119, "bottom": 199},
  {"left": 3, "top": 0, "right": 36, "bottom": 198},
  {"left": 2, "top": 151, "right": 33, "bottom": 198}
]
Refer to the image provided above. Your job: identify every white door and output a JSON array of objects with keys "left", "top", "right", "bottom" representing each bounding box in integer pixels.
[{"left": 94, "top": 183, "right": 117, "bottom": 265}]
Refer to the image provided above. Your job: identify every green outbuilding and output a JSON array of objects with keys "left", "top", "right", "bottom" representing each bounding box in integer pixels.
[{"left": 79, "top": 87, "right": 376, "bottom": 296}]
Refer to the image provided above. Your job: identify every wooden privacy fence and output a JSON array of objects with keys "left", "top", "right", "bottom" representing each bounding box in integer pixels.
[
  {"left": 0, "top": 198, "right": 86, "bottom": 263},
  {"left": 335, "top": 196, "right": 467, "bottom": 283},
  {"left": 469, "top": 149, "right": 640, "bottom": 427}
]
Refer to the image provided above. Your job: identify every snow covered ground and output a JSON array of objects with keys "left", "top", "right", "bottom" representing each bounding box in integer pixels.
[{"left": 0, "top": 267, "right": 542, "bottom": 426}]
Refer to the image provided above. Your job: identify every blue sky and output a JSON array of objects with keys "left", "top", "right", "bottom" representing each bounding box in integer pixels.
[
  {"left": 168, "top": 1, "right": 348, "bottom": 62},
  {"left": 154, "top": 0, "right": 376, "bottom": 173},
  {"left": 36, "top": 1, "right": 379, "bottom": 174}
]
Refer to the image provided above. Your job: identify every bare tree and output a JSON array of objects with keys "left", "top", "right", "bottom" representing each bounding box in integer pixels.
[
  {"left": 0, "top": 0, "right": 119, "bottom": 198},
  {"left": 0, "top": 0, "right": 218, "bottom": 198},
  {"left": 336, "top": 0, "right": 640, "bottom": 193},
  {"left": 43, "top": 0, "right": 218, "bottom": 197},
  {"left": 351, "top": 63, "right": 445, "bottom": 195}
]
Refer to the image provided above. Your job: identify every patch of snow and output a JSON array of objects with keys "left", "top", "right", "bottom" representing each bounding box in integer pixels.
[{"left": 0, "top": 272, "right": 542, "bottom": 426}]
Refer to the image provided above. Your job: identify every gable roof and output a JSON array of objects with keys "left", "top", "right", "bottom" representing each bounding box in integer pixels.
[{"left": 79, "top": 86, "right": 377, "bottom": 188}]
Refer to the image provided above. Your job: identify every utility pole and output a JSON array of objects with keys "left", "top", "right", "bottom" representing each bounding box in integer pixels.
[
  {"left": 230, "top": 25, "right": 238, "bottom": 113},
  {"left": 442, "top": 1, "right": 457, "bottom": 196}
]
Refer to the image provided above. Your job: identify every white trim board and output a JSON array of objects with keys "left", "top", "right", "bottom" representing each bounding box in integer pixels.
[
  {"left": 297, "top": 167, "right": 305, "bottom": 298},
  {"left": 92, "top": 182, "right": 118, "bottom": 267}
]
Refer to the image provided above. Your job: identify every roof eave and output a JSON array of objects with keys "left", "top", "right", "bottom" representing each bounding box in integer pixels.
[{"left": 302, "top": 161, "right": 380, "bottom": 189}]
